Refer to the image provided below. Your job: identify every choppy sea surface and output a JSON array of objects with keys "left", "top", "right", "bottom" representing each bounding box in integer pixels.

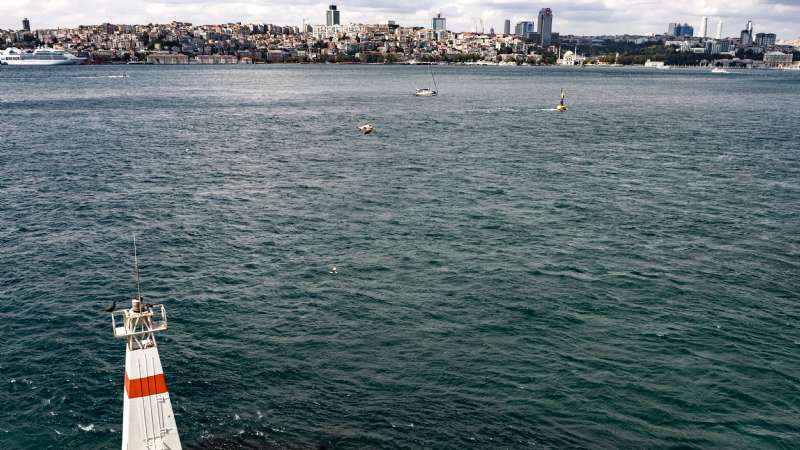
[{"left": 0, "top": 64, "right": 798, "bottom": 449}]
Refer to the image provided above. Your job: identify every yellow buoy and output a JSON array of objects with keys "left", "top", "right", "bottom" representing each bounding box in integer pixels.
[{"left": 557, "top": 89, "right": 567, "bottom": 112}]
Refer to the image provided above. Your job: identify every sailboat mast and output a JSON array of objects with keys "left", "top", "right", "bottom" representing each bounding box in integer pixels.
[
  {"left": 133, "top": 233, "right": 142, "bottom": 300},
  {"left": 430, "top": 63, "right": 438, "bottom": 91}
]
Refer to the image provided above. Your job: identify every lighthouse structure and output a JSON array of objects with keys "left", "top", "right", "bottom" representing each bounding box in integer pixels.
[{"left": 110, "top": 237, "right": 182, "bottom": 449}]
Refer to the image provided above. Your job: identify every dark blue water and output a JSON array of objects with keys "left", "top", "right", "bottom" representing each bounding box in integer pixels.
[{"left": 1, "top": 65, "right": 798, "bottom": 449}]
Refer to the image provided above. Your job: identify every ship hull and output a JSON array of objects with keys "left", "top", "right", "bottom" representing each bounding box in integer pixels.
[{"left": 2, "top": 59, "right": 84, "bottom": 66}]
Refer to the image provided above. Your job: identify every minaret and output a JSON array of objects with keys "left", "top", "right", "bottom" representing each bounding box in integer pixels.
[{"left": 111, "top": 239, "right": 181, "bottom": 450}]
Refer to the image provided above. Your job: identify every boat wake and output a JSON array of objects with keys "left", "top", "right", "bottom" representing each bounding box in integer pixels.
[{"left": 74, "top": 75, "right": 127, "bottom": 79}]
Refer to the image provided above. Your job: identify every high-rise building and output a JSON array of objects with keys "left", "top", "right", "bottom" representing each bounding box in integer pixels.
[
  {"left": 667, "top": 22, "right": 693, "bottom": 37},
  {"left": 537, "top": 8, "right": 553, "bottom": 46},
  {"left": 504, "top": 19, "right": 511, "bottom": 35},
  {"left": 740, "top": 19, "right": 753, "bottom": 46},
  {"left": 740, "top": 29, "right": 752, "bottom": 46},
  {"left": 432, "top": 13, "right": 446, "bottom": 32},
  {"left": 700, "top": 16, "right": 708, "bottom": 38},
  {"left": 326, "top": 4, "right": 340, "bottom": 26},
  {"left": 667, "top": 23, "right": 678, "bottom": 36},
  {"left": 716, "top": 19, "right": 723, "bottom": 39},
  {"left": 755, "top": 32, "right": 776, "bottom": 47},
  {"left": 515, "top": 21, "right": 534, "bottom": 37},
  {"left": 22, "top": 18, "right": 30, "bottom": 31}
]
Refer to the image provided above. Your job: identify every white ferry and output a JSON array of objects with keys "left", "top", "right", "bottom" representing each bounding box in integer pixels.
[{"left": 0, "top": 47, "right": 85, "bottom": 65}]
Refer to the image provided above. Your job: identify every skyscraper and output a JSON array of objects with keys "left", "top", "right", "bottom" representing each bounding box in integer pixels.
[
  {"left": 504, "top": 19, "right": 511, "bottom": 35},
  {"left": 22, "top": 18, "right": 30, "bottom": 32},
  {"left": 326, "top": 5, "right": 340, "bottom": 26},
  {"left": 754, "top": 33, "right": 776, "bottom": 47},
  {"left": 515, "top": 21, "right": 534, "bottom": 37},
  {"left": 740, "top": 19, "right": 753, "bottom": 46},
  {"left": 700, "top": 16, "right": 708, "bottom": 38},
  {"left": 716, "top": 19, "right": 723, "bottom": 39},
  {"left": 537, "top": 8, "right": 553, "bottom": 46},
  {"left": 432, "top": 13, "right": 446, "bottom": 32},
  {"left": 667, "top": 22, "right": 678, "bottom": 36},
  {"left": 667, "top": 22, "right": 693, "bottom": 37},
  {"left": 740, "top": 29, "right": 752, "bottom": 46}
]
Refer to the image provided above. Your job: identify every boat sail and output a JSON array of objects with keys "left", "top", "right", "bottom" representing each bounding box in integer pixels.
[{"left": 415, "top": 63, "right": 438, "bottom": 97}]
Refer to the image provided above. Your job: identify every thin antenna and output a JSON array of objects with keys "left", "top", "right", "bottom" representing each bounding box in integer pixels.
[{"left": 133, "top": 233, "right": 142, "bottom": 300}]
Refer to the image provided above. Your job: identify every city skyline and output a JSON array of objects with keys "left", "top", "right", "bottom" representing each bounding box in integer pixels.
[{"left": 2, "top": 0, "right": 799, "bottom": 39}]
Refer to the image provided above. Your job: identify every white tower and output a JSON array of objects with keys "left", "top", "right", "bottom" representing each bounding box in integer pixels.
[
  {"left": 700, "top": 16, "right": 708, "bottom": 38},
  {"left": 111, "top": 239, "right": 181, "bottom": 450},
  {"left": 716, "top": 19, "right": 723, "bottom": 39}
]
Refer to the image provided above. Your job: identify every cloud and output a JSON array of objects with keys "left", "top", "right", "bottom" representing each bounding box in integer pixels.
[{"left": 1, "top": 0, "right": 798, "bottom": 39}]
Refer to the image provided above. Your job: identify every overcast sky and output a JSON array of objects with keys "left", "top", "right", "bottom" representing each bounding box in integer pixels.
[{"left": 2, "top": 0, "right": 799, "bottom": 39}]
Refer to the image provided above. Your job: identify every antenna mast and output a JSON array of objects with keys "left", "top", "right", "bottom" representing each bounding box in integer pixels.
[{"left": 133, "top": 233, "right": 142, "bottom": 300}]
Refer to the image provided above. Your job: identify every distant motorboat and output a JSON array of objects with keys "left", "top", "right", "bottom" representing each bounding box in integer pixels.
[
  {"left": 358, "top": 124, "right": 374, "bottom": 134},
  {"left": 711, "top": 67, "right": 731, "bottom": 74},
  {"left": 415, "top": 63, "right": 438, "bottom": 97}
]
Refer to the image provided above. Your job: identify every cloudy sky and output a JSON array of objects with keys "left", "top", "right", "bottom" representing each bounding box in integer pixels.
[{"left": 2, "top": 0, "right": 799, "bottom": 39}]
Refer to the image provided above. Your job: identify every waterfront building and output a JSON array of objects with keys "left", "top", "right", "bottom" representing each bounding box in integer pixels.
[
  {"left": 22, "top": 18, "right": 30, "bottom": 32},
  {"left": 557, "top": 50, "right": 585, "bottom": 65},
  {"left": 326, "top": 5, "right": 340, "bottom": 27},
  {"left": 537, "top": 8, "right": 553, "bottom": 46},
  {"left": 763, "top": 51, "right": 792, "bottom": 67},
  {"left": 700, "top": 16, "right": 708, "bottom": 38},
  {"left": 504, "top": 19, "right": 511, "bottom": 35},
  {"left": 705, "top": 40, "right": 732, "bottom": 55},
  {"left": 644, "top": 59, "right": 666, "bottom": 68},
  {"left": 146, "top": 53, "right": 189, "bottom": 64}
]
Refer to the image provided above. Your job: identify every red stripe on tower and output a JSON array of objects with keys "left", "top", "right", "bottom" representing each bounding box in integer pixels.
[{"left": 124, "top": 372, "right": 168, "bottom": 398}]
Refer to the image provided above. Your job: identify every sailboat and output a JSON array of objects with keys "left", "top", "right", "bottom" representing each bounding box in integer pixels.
[
  {"left": 415, "top": 62, "right": 438, "bottom": 97},
  {"left": 556, "top": 89, "right": 567, "bottom": 112}
]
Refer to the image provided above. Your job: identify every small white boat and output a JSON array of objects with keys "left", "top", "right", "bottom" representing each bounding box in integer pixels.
[
  {"left": 414, "top": 88, "right": 437, "bottom": 97},
  {"left": 415, "top": 63, "right": 438, "bottom": 97},
  {"left": 358, "top": 124, "right": 374, "bottom": 134},
  {"left": 711, "top": 68, "right": 730, "bottom": 74}
]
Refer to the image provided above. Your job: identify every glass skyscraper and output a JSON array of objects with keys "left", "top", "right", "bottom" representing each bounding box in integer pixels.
[
  {"left": 537, "top": 8, "right": 553, "bottom": 46},
  {"left": 432, "top": 13, "right": 446, "bottom": 32},
  {"left": 326, "top": 5, "right": 340, "bottom": 27}
]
